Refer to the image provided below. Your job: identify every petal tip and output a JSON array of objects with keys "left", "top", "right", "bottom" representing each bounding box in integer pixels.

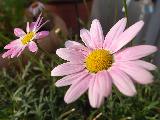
[
  {"left": 64, "top": 96, "right": 71, "bottom": 104},
  {"left": 146, "top": 45, "right": 158, "bottom": 53},
  {"left": 153, "top": 46, "right": 158, "bottom": 52},
  {"left": 80, "top": 29, "right": 88, "bottom": 36},
  {"left": 89, "top": 102, "right": 101, "bottom": 108},
  {"left": 2, "top": 54, "right": 5, "bottom": 58},
  {"left": 56, "top": 48, "right": 62, "bottom": 56},
  {"left": 138, "top": 20, "right": 144, "bottom": 27},
  {"left": 127, "top": 90, "right": 137, "bottom": 97},
  {"left": 92, "top": 19, "right": 100, "bottom": 23},
  {"left": 143, "top": 79, "right": 154, "bottom": 85},
  {"left": 122, "top": 17, "right": 127, "bottom": 22},
  {"left": 51, "top": 69, "right": 56, "bottom": 76},
  {"left": 91, "top": 19, "right": 101, "bottom": 27},
  {"left": 55, "top": 81, "right": 60, "bottom": 87}
]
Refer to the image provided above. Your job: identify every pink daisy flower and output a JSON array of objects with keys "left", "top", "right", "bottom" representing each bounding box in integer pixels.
[
  {"left": 51, "top": 18, "right": 157, "bottom": 108},
  {"left": 2, "top": 14, "right": 49, "bottom": 58},
  {"left": 28, "top": 2, "right": 45, "bottom": 16}
]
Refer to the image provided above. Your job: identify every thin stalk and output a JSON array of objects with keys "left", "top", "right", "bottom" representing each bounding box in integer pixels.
[
  {"left": 123, "top": 0, "right": 133, "bottom": 46},
  {"left": 58, "top": 108, "right": 75, "bottom": 119},
  {"left": 93, "top": 112, "right": 102, "bottom": 120},
  {"left": 122, "top": 0, "right": 129, "bottom": 25},
  {"left": 83, "top": 0, "right": 90, "bottom": 18}
]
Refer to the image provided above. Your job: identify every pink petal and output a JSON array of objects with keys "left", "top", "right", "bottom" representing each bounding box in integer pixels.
[
  {"left": 35, "top": 31, "right": 49, "bottom": 39},
  {"left": 14, "top": 28, "right": 26, "bottom": 37},
  {"left": 65, "top": 40, "right": 85, "bottom": 49},
  {"left": 4, "top": 39, "right": 21, "bottom": 49},
  {"left": 117, "top": 63, "right": 154, "bottom": 84},
  {"left": 88, "top": 75, "right": 104, "bottom": 108},
  {"left": 29, "top": 22, "right": 36, "bottom": 31},
  {"left": 65, "top": 40, "right": 90, "bottom": 56},
  {"left": 11, "top": 47, "right": 22, "bottom": 58},
  {"left": 51, "top": 62, "right": 85, "bottom": 76},
  {"left": 80, "top": 29, "right": 94, "bottom": 48},
  {"left": 3, "top": 40, "right": 23, "bottom": 58},
  {"left": 64, "top": 74, "right": 91, "bottom": 104},
  {"left": 90, "top": 19, "right": 104, "bottom": 49},
  {"left": 119, "top": 60, "right": 157, "bottom": 71},
  {"left": 97, "top": 70, "right": 112, "bottom": 97},
  {"left": 133, "top": 60, "right": 157, "bottom": 70},
  {"left": 109, "top": 67, "right": 136, "bottom": 96},
  {"left": 56, "top": 48, "right": 85, "bottom": 63},
  {"left": 103, "top": 18, "right": 127, "bottom": 50},
  {"left": 33, "top": 13, "right": 42, "bottom": 31},
  {"left": 55, "top": 71, "right": 88, "bottom": 87},
  {"left": 17, "top": 46, "right": 26, "bottom": 57},
  {"left": 114, "top": 45, "right": 157, "bottom": 61},
  {"left": 28, "top": 41, "right": 38, "bottom": 52},
  {"left": 111, "top": 21, "right": 144, "bottom": 53},
  {"left": 26, "top": 22, "right": 30, "bottom": 33},
  {"left": 2, "top": 49, "right": 14, "bottom": 58}
]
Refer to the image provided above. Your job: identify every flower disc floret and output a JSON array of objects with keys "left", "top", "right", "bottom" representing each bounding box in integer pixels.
[
  {"left": 85, "top": 49, "right": 113, "bottom": 73},
  {"left": 21, "top": 32, "right": 35, "bottom": 45}
]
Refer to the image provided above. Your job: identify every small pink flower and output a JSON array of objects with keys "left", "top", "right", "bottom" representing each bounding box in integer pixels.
[
  {"left": 28, "top": 2, "right": 45, "bottom": 16},
  {"left": 51, "top": 18, "right": 157, "bottom": 108},
  {"left": 2, "top": 14, "right": 49, "bottom": 58}
]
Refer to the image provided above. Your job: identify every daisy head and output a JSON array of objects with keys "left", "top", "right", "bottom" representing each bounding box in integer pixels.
[
  {"left": 29, "top": 1, "right": 45, "bottom": 16},
  {"left": 51, "top": 18, "right": 157, "bottom": 108},
  {"left": 2, "top": 13, "right": 49, "bottom": 58}
]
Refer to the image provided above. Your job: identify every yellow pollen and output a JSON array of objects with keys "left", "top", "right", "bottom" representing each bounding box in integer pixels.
[
  {"left": 85, "top": 49, "right": 113, "bottom": 73},
  {"left": 21, "top": 32, "right": 35, "bottom": 45}
]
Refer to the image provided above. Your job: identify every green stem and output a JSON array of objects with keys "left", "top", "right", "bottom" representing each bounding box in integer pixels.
[
  {"left": 122, "top": 0, "right": 133, "bottom": 46},
  {"left": 58, "top": 108, "right": 75, "bottom": 119},
  {"left": 122, "top": 0, "right": 128, "bottom": 25},
  {"left": 83, "top": 0, "right": 90, "bottom": 19}
]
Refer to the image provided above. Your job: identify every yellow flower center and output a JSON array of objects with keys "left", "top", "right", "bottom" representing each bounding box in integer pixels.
[
  {"left": 21, "top": 32, "right": 35, "bottom": 45},
  {"left": 85, "top": 49, "right": 113, "bottom": 73}
]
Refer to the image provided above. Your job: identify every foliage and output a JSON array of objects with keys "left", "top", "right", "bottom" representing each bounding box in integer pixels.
[{"left": 0, "top": 52, "right": 160, "bottom": 120}]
